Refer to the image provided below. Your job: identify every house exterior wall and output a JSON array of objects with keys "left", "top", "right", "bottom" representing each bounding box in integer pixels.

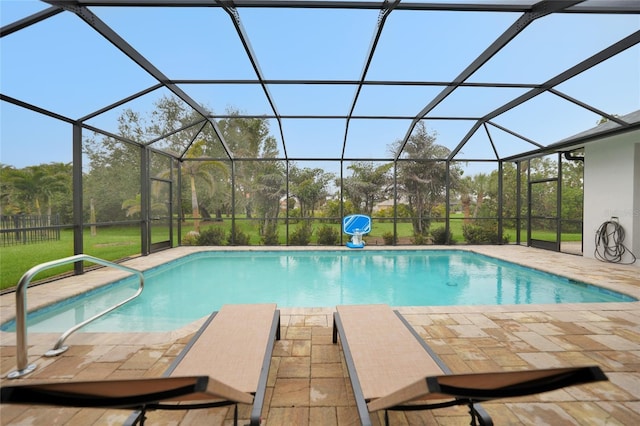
[{"left": 583, "top": 130, "right": 639, "bottom": 266}]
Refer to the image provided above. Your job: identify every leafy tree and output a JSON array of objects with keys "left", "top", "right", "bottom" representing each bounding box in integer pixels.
[
  {"left": 253, "top": 160, "right": 286, "bottom": 237},
  {"left": 457, "top": 175, "right": 473, "bottom": 223},
  {"left": 214, "top": 110, "right": 285, "bottom": 241},
  {"left": 342, "top": 162, "right": 392, "bottom": 216},
  {"left": 83, "top": 111, "right": 143, "bottom": 223},
  {"left": 218, "top": 109, "right": 280, "bottom": 220},
  {"left": 289, "top": 166, "right": 334, "bottom": 218},
  {"left": 487, "top": 155, "right": 584, "bottom": 235},
  {"left": 481, "top": 162, "right": 519, "bottom": 225},
  {"left": 141, "top": 96, "right": 230, "bottom": 228},
  {"left": 323, "top": 198, "right": 356, "bottom": 221},
  {"left": 391, "top": 122, "right": 461, "bottom": 236},
  {"left": 86, "top": 98, "right": 280, "bottom": 238},
  {"left": 84, "top": 96, "right": 232, "bottom": 228},
  {"left": 145, "top": 97, "right": 210, "bottom": 154}
]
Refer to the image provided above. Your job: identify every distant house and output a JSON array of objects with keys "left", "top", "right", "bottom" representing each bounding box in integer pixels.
[{"left": 372, "top": 199, "right": 394, "bottom": 213}]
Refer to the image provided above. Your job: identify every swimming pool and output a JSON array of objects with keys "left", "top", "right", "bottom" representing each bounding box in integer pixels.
[{"left": 2, "top": 250, "right": 635, "bottom": 333}]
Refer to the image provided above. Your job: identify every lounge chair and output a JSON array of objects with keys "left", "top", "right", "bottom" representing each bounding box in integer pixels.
[
  {"left": 1, "top": 303, "right": 280, "bottom": 426},
  {"left": 332, "top": 304, "right": 608, "bottom": 426}
]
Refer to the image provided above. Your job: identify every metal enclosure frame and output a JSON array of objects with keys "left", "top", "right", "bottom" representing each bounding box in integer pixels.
[{"left": 1, "top": 1, "right": 640, "bottom": 270}]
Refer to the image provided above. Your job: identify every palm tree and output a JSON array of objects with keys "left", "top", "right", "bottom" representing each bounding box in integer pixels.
[
  {"left": 8, "top": 163, "right": 70, "bottom": 218},
  {"left": 8, "top": 167, "right": 43, "bottom": 214},
  {"left": 121, "top": 193, "right": 167, "bottom": 218},
  {"left": 181, "top": 140, "right": 229, "bottom": 233},
  {"left": 1, "top": 164, "right": 21, "bottom": 214},
  {"left": 38, "top": 163, "right": 71, "bottom": 222}
]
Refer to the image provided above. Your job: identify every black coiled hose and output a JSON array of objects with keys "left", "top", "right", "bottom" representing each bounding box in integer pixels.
[{"left": 594, "top": 219, "right": 637, "bottom": 264}]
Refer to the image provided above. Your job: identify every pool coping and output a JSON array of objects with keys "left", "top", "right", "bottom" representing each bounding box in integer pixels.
[{"left": 1, "top": 245, "right": 638, "bottom": 348}]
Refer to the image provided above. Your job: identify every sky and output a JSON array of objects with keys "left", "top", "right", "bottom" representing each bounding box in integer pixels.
[{"left": 1, "top": 0, "right": 639, "bottom": 175}]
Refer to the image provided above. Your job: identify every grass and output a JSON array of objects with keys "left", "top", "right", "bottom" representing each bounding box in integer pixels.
[
  {"left": 0, "top": 218, "right": 581, "bottom": 290},
  {"left": 0, "top": 227, "right": 143, "bottom": 290}
]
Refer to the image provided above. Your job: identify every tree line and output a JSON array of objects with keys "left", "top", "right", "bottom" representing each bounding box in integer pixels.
[
  {"left": 1, "top": 162, "right": 73, "bottom": 223},
  {"left": 1, "top": 95, "right": 584, "bottom": 242}
]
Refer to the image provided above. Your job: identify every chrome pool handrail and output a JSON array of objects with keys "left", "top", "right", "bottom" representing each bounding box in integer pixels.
[{"left": 8, "top": 254, "right": 144, "bottom": 379}]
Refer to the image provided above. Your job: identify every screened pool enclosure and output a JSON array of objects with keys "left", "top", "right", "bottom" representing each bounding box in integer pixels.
[{"left": 1, "top": 1, "right": 639, "bottom": 267}]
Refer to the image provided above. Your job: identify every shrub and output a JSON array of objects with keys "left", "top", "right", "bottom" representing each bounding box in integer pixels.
[
  {"left": 382, "top": 231, "right": 396, "bottom": 245},
  {"left": 261, "top": 224, "right": 279, "bottom": 245},
  {"left": 197, "top": 227, "right": 226, "bottom": 245},
  {"left": 462, "top": 224, "right": 485, "bottom": 244},
  {"left": 227, "top": 227, "right": 250, "bottom": 245},
  {"left": 181, "top": 230, "right": 200, "bottom": 246},
  {"left": 431, "top": 227, "right": 453, "bottom": 244},
  {"left": 374, "top": 204, "right": 413, "bottom": 222},
  {"left": 289, "top": 223, "right": 313, "bottom": 246},
  {"left": 462, "top": 223, "right": 508, "bottom": 244},
  {"left": 411, "top": 233, "right": 428, "bottom": 245},
  {"left": 317, "top": 225, "right": 339, "bottom": 245}
]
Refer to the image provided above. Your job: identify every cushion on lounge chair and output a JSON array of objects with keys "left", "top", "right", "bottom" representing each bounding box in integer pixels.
[
  {"left": 167, "top": 303, "right": 279, "bottom": 393},
  {"left": 333, "top": 304, "right": 608, "bottom": 426},
  {"left": 335, "top": 304, "right": 445, "bottom": 400},
  {"left": 1, "top": 303, "right": 280, "bottom": 426}
]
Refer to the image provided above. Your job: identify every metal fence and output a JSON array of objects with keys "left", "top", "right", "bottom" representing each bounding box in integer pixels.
[{"left": 0, "top": 214, "right": 61, "bottom": 246}]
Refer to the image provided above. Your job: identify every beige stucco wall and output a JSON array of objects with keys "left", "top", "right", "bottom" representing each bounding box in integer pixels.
[{"left": 583, "top": 130, "right": 639, "bottom": 266}]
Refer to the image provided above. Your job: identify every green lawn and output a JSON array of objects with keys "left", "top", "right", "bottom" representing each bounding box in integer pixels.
[
  {"left": 0, "top": 227, "right": 143, "bottom": 290},
  {"left": 0, "top": 219, "right": 581, "bottom": 290}
]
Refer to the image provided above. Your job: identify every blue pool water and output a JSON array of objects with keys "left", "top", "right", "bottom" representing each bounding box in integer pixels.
[{"left": 2, "top": 250, "right": 634, "bottom": 333}]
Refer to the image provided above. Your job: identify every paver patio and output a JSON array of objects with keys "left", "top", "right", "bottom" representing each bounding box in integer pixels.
[{"left": 1, "top": 246, "right": 638, "bottom": 425}]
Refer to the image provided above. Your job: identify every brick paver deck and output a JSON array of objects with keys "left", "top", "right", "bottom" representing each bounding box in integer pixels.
[{"left": 1, "top": 246, "right": 638, "bottom": 425}]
